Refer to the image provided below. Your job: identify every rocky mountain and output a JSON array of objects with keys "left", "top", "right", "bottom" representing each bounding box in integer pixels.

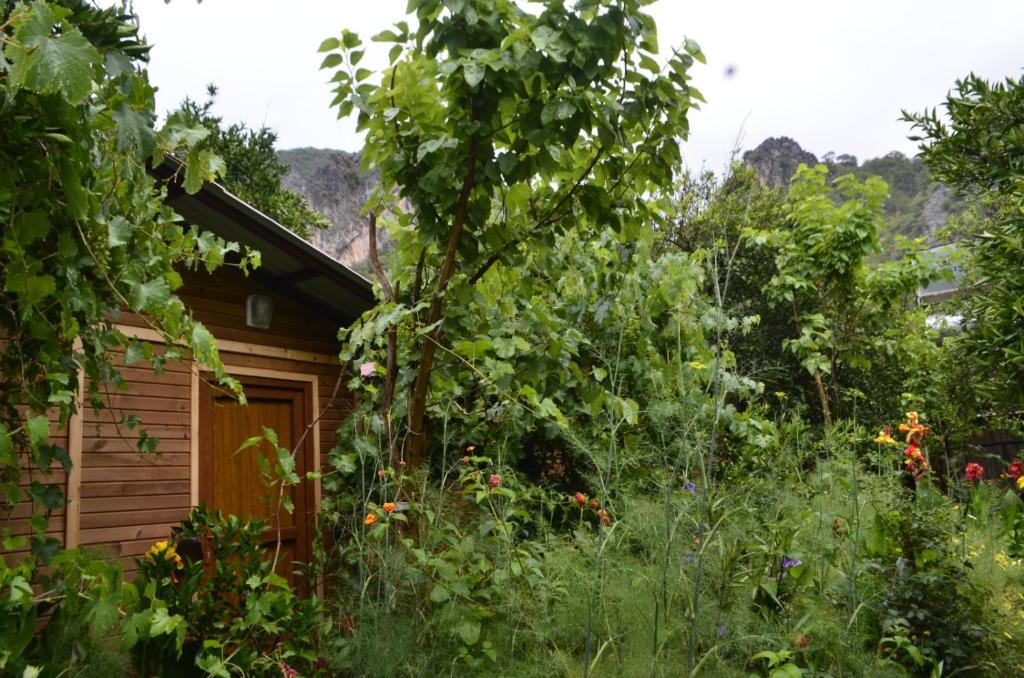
[
  {"left": 277, "top": 138, "right": 959, "bottom": 271},
  {"left": 742, "top": 137, "right": 818, "bottom": 189},
  {"left": 277, "top": 147, "right": 378, "bottom": 272},
  {"left": 743, "top": 137, "right": 960, "bottom": 241}
]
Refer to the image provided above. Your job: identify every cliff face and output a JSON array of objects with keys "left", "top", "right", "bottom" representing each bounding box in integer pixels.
[
  {"left": 276, "top": 139, "right": 958, "bottom": 271},
  {"left": 742, "top": 137, "right": 957, "bottom": 242},
  {"left": 277, "top": 147, "right": 380, "bottom": 272},
  {"left": 742, "top": 137, "right": 818, "bottom": 189}
]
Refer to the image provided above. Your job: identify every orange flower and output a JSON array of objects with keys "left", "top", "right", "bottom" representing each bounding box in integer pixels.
[
  {"left": 596, "top": 508, "right": 612, "bottom": 526},
  {"left": 364, "top": 513, "right": 379, "bottom": 526},
  {"left": 383, "top": 502, "right": 396, "bottom": 514},
  {"left": 573, "top": 492, "right": 587, "bottom": 507}
]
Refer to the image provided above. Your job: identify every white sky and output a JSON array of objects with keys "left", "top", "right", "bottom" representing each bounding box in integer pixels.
[{"left": 133, "top": 1, "right": 1024, "bottom": 172}]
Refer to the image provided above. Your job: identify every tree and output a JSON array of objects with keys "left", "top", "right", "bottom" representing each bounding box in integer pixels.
[
  {"left": 0, "top": 0, "right": 246, "bottom": 556},
  {"left": 748, "top": 165, "right": 933, "bottom": 426},
  {"left": 174, "top": 86, "right": 330, "bottom": 240},
  {"left": 322, "top": 0, "right": 702, "bottom": 466},
  {"left": 904, "top": 74, "right": 1024, "bottom": 411}
]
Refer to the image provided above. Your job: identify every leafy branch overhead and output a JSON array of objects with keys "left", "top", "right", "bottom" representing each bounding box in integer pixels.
[
  {"left": 320, "top": 0, "right": 704, "bottom": 465},
  {"left": 0, "top": 0, "right": 253, "bottom": 554}
]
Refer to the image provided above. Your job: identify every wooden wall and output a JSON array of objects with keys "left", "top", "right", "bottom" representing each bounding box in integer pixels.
[{"left": 4, "top": 264, "right": 357, "bottom": 576}]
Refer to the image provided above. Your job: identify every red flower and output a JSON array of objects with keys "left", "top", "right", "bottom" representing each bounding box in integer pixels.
[
  {"left": 377, "top": 469, "right": 387, "bottom": 478},
  {"left": 573, "top": 492, "right": 586, "bottom": 507},
  {"left": 489, "top": 473, "right": 501, "bottom": 487},
  {"left": 589, "top": 499, "right": 599, "bottom": 510},
  {"left": 1007, "top": 459, "right": 1023, "bottom": 480},
  {"left": 965, "top": 462, "right": 984, "bottom": 482}
]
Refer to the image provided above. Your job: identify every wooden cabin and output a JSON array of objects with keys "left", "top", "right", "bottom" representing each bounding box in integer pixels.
[{"left": 9, "top": 170, "right": 374, "bottom": 580}]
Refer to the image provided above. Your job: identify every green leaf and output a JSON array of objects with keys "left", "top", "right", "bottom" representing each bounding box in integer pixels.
[
  {"left": 5, "top": 270, "right": 56, "bottom": 305},
  {"left": 107, "top": 216, "right": 133, "bottom": 247},
  {"left": 0, "top": 425, "right": 14, "bottom": 465},
  {"left": 320, "top": 53, "right": 343, "bottom": 69},
  {"left": 456, "top": 619, "right": 481, "bottom": 646},
  {"left": 683, "top": 37, "right": 706, "bottom": 64},
  {"left": 129, "top": 277, "right": 170, "bottom": 313},
  {"left": 235, "top": 436, "right": 264, "bottom": 455},
  {"left": 530, "top": 26, "right": 565, "bottom": 61},
  {"left": 26, "top": 416, "right": 50, "bottom": 448},
  {"left": 13, "top": 210, "right": 51, "bottom": 245},
  {"left": 112, "top": 103, "right": 156, "bottom": 160},
  {"left": 317, "top": 37, "right": 340, "bottom": 52},
  {"left": 429, "top": 584, "right": 450, "bottom": 603},
  {"left": 463, "top": 61, "right": 485, "bottom": 88},
  {"left": 6, "top": 2, "right": 100, "bottom": 103}
]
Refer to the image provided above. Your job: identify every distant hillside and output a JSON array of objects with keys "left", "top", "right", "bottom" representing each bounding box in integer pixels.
[
  {"left": 279, "top": 139, "right": 959, "bottom": 271},
  {"left": 743, "top": 137, "right": 962, "bottom": 242},
  {"left": 277, "top": 147, "right": 379, "bottom": 271}
]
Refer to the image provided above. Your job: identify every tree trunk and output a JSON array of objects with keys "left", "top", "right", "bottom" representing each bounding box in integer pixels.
[
  {"left": 404, "top": 137, "right": 479, "bottom": 466},
  {"left": 814, "top": 369, "right": 833, "bottom": 428}
]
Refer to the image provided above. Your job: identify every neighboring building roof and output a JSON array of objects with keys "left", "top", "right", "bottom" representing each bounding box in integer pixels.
[
  {"left": 918, "top": 243, "right": 963, "bottom": 305},
  {"left": 152, "top": 162, "right": 375, "bottom": 324}
]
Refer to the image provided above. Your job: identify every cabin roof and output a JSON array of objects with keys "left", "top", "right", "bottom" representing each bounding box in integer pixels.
[{"left": 153, "top": 161, "right": 375, "bottom": 324}]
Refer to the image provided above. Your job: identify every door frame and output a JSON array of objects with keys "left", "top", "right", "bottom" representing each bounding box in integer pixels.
[{"left": 195, "top": 367, "right": 320, "bottom": 577}]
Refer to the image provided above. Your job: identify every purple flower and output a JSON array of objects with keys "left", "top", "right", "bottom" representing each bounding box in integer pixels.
[
  {"left": 684, "top": 482, "right": 697, "bottom": 495},
  {"left": 781, "top": 556, "right": 803, "bottom": 569},
  {"left": 716, "top": 624, "right": 728, "bottom": 637},
  {"left": 681, "top": 553, "right": 696, "bottom": 566}
]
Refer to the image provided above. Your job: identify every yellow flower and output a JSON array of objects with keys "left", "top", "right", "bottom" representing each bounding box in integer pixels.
[
  {"left": 774, "top": 391, "right": 787, "bottom": 399},
  {"left": 146, "top": 540, "right": 183, "bottom": 569},
  {"left": 1017, "top": 476, "right": 1024, "bottom": 491},
  {"left": 688, "top": 361, "right": 706, "bottom": 370},
  {"left": 874, "top": 432, "right": 899, "bottom": 446},
  {"left": 905, "top": 411, "right": 919, "bottom": 424},
  {"left": 995, "top": 552, "right": 1010, "bottom": 569}
]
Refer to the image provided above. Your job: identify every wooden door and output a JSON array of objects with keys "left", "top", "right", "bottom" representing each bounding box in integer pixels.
[{"left": 199, "top": 376, "right": 314, "bottom": 592}]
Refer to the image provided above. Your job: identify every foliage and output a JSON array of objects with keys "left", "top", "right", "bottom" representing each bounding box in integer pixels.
[
  {"left": 129, "top": 508, "right": 329, "bottom": 677},
  {"left": 173, "top": 87, "right": 330, "bottom": 240},
  {"left": 320, "top": 453, "right": 569, "bottom": 675},
  {"left": 322, "top": 0, "right": 703, "bottom": 465},
  {"left": 905, "top": 73, "right": 1024, "bottom": 412},
  {"left": 746, "top": 164, "right": 935, "bottom": 426},
  {"left": 0, "top": 0, "right": 251, "bottom": 554}
]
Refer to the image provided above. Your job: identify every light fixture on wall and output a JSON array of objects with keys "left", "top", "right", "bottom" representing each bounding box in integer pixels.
[{"left": 246, "top": 294, "right": 274, "bottom": 329}]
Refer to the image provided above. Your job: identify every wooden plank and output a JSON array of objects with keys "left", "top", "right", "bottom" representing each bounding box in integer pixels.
[
  {"left": 84, "top": 424, "right": 189, "bottom": 440},
  {"left": 66, "top": 351, "right": 84, "bottom": 549},
  {"left": 9, "top": 516, "right": 65, "bottom": 534},
  {"left": 110, "top": 367, "right": 192, "bottom": 387},
  {"left": 80, "top": 480, "right": 190, "bottom": 497},
  {"left": 114, "top": 537, "right": 175, "bottom": 558},
  {"left": 79, "top": 523, "right": 177, "bottom": 545},
  {"left": 80, "top": 507, "right": 190, "bottom": 530},
  {"left": 84, "top": 409, "right": 190, "bottom": 426},
  {"left": 80, "top": 452, "right": 189, "bottom": 468},
  {"left": 6, "top": 502, "right": 65, "bottom": 520},
  {"left": 85, "top": 437, "right": 190, "bottom": 453},
  {"left": 118, "top": 324, "right": 339, "bottom": 366},
  {"left": 190, "top": 363, "right": 199, "bottom": 505},
  {"left": 82, "top": 467, "right": 190, "bottom": 482},
  {"left": 81, "top": 494, "right": 190, "bottom": 514},
  {"left": 89, "top": 394, "right": 190, "bottom": 413}
]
